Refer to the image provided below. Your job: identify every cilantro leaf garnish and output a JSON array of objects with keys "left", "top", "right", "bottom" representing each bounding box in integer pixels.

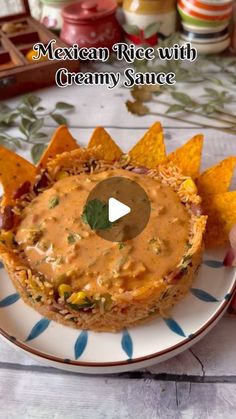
[{"left": 81, "top": 199, "right": 114, "bottom": 231}]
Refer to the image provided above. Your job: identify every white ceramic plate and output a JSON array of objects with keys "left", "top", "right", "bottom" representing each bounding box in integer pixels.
[{"left": 0, "top": 247, "right": 235, "bottom": 374}]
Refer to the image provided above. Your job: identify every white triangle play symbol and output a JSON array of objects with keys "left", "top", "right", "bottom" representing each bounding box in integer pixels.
[{"left": 108, "top": 197, "right": 131, "bottom": 222}]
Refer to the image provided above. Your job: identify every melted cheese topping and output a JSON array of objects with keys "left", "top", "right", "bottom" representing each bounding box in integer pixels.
[{"left": 16, "top": 169, "right": 190, "bottom": 295}]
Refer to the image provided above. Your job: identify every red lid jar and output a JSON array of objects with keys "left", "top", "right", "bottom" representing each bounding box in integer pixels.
[{"left": 61, "top": 0, "right": 122, "bottom": 49}]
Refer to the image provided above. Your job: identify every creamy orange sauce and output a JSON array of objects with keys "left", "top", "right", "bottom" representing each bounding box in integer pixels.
[{"left": 16, "top": 169, "right": 190, "bottom": 295}]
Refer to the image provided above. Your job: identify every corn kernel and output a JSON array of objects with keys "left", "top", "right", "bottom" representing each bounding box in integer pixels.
[
  {"left": 69, "top": 291, "right": 87, "bottom": 304},
  {"left": 56, "top": 171, "right": 69, "bottom": 180},
  {"left": 181, "top": 179, "right": 197, "bottom": 194},
  {"left": 58, "top": 284, "right": 72, "bottom": 298}
]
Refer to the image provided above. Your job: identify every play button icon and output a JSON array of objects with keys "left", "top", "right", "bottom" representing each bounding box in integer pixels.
[
  {"left": 83, "top": 175, "right": 151, "bottom": 242},
  {"left": 108, "top": 198, "right": 131, "bottom": 222}
]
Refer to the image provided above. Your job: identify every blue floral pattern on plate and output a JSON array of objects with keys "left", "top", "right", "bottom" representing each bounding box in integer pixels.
[
  {"left": 163, "top": 318, "right": 186, "bottom": 337},
  {"left": 74, "top": 330, "right": 88, "bottom": 360},
  {"left": 121, "top": 329, "right": 133, "bottom": 359},
  {"left": 0, "top": 293, "right": 20, "bottom": 308},
  {"left": 203, "top": 259, "right": 224, "bottom": 268},
  {"left": 25, "top": 318, "right": 51, "bottom": 342},
  {"left": 191, "top": 288, "right": 219, "bottom": 302}
]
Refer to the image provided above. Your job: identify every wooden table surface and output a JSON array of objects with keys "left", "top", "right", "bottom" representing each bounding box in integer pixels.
[{"left": 1, "top": 81, "right": 236, "bottom": 418}]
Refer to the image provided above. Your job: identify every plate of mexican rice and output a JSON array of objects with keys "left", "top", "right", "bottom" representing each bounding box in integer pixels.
[{"left": 0, "top": 123, "right": 235, "bottom": 374}]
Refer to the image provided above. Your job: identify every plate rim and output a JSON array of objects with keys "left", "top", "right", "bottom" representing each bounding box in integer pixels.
[{"left": 0, "top": 274, "right": 235, "bottom": 368}]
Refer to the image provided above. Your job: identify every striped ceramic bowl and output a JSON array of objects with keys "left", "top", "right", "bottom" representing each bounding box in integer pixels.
[
  {"left": 180, "top": 27, "right": 231, "bottom": 53},
  {"left": 178, "top": 0, "right": 233, "bottom": 27},
  {"left": 181, "top": 20, "right": 229, "bottom": 33}
]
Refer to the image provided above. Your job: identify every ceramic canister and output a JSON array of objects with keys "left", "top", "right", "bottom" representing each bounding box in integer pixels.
[
  {"left": 61, "top": 0, "right": 122, "bottom": 49},
  {"left": 123, "top": 0, "right": 177, "bottom": 37},
  {"left": 177, "top": 0, "right": 233, "bottom": 28},
  {"left": 40, "top": 0, "right": 74, "bottom": 31}
]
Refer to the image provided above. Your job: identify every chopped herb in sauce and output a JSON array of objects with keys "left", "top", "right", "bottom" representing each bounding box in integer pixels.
[
  {"left": 45, "top": 255, "right": 64, "bottom": 265},
  {"left": 81, "top": 199, "right": 114, "bottom": 231},
  {"left": 148, "top": 237, "right": 163, "bottom": 255},
  {"left": 118, "top": 242, "right": 126, "bottom": 250},
  {"left": 49, "top": 197, "right": 59, "bottom": 209},
  {"left": 67, "top": 233, "right": 83, "bottom": 244},
  {"left": 37, "top": 240, "right": 50, "bottom": 251},
  {"left": 67, "top": 232, "right": 82, "bottom": 244},
  {"left": 67, "top": 234, "right": 76, "bottom": 244},
  {"left": 26, "top": 228, "right": 43, "bottom": 245}
]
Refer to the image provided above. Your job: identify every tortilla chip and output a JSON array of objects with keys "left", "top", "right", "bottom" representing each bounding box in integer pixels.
[
  {"left": 202, "top": 191, "right": 236, "bottom": 247},
  {"left": 46, "top": 148, "right": 101, "bottom": 179},
  {"left": 0, "top": 145, "right": 36, "bottom": 206},
  {"left": 128, "top": 122, "right": 166, "bottom": 168},
  {"left": 37, "top": 125, "right": 78, "bottom": 171},
  {"left": 197, "top": 157, "right": 236, "bottom": 196},
  {"left": 165, "top": 135, "right": 203, "bottom": 179},
  {"left": 87, "top": 127, "right": 122, "bottom": 161}
]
